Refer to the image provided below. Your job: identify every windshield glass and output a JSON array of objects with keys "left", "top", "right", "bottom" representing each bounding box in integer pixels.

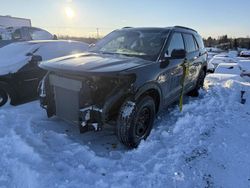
[{"left": 90, "top": 29, "right": 169, "bottom": 61}]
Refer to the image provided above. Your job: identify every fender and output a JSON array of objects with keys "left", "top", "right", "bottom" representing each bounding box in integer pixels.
[{"left": 135, "top": 81, "right": 163, "bottom": 111}]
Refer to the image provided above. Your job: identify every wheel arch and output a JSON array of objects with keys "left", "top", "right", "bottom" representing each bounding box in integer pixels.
[
  {"left": 135, "top": 82, "right": 163, "bottom": 113},
  {"left": 0, "top": 80, "right": 17, "bottom": 104}
]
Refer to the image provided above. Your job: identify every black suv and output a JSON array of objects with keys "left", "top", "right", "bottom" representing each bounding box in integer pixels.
[{"left": 39, "top": 26, "right": 207, "bottom": 147}]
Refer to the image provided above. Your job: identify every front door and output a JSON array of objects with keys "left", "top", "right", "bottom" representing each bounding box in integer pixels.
[
  {"left": 159, "top": 32, "right": 186, "bottom": 105},
  {"left": 15, "top": 59, "right": 46, "bottom": 100}
]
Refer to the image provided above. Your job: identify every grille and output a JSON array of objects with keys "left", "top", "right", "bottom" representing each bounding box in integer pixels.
[{"left": 49, "top": 74, "right": 82, "bottom": 125}]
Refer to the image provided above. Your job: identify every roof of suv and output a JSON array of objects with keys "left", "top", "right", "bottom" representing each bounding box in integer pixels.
[{"left": 120, "top": 26, "right": 199, "bottom": 35}]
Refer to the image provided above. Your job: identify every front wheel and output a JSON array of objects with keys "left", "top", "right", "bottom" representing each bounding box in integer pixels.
[
  {"left": 0, "top": 89, "right": 8, "bottom": 107},
  {"left": 116, "top": 96, "right": 156, "bottom": 148}
]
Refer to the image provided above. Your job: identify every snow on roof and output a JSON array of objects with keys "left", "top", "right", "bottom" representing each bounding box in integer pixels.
[
  {"left": 0, "top": 42, "right": 38, "bottom": 75},
  {"left": 238, "top": 59, "right": 250, "bottom": 72}
]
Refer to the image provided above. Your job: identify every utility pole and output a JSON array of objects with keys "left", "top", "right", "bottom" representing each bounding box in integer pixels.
[{"left": 96, "top": 28, "right": 99, "bottom": 39}]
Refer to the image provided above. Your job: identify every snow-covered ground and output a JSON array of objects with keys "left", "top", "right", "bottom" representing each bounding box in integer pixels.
[{"left": 0, "top": 75, "right": 250, "bottom": 188}]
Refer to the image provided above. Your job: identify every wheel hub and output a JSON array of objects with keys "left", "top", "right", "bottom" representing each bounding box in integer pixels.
[{"left": 135, "top": 107, "right": 151, "bottom": 137}]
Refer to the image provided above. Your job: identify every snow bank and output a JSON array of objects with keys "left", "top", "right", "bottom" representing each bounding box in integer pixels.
[{"left": 0, "top": 75, "right": 250, "bottom": 187}]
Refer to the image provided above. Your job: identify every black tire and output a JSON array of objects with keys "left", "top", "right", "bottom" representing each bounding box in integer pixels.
[
  {"left": 0, "top": 89, "right": 8, "bottom": 107},
  {"left": 117, "top": 96, "right": 156, "bottom": 148},
  {"left": 188, "top": 69, "right": 206, "bottom": 97}
]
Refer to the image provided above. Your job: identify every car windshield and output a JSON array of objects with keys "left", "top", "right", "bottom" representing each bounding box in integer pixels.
[{"left": 90, "top": 29, "right": 169, "bottom": 61}]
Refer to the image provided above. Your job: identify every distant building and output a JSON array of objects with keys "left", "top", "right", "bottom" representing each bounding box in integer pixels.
[{"left": 0, "top": 15, "right": 31, "bottom": 28}]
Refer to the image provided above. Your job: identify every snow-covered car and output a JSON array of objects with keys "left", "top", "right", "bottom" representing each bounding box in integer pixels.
[
  {"left": 0, "top": 40, "right": 89, "bottom": 107},
  {"left": 214, "top": 62, "right": 250, "bottom": 82},
  {"left": 205, "top": 47, "right": 224, "bottom": 53},
  {"left": 214, "top": 63, "right": 241, "bottom": 75},
  {"left": 240, "top": 51, "right": 250, "bottom": 58},
  {"left": 238, "top": 59, "right": 250, "bottom": 82},
  {"left": 238, "top": 59, "right": 250, "bottom": 72},
  {"left": 0, "top": 26, "right": 55, "bottom": 48},
  {"left": 208, "top": 54, "right": 238, "bottom": 72}
]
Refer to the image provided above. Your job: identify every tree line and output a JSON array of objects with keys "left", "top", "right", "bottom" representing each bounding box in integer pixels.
[{"left": 204, "top": 35, "right": 250, "bottom": 50}]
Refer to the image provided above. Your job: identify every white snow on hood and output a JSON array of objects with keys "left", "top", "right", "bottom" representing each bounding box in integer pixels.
[
  {"left": 0, "top": 40, "right": 89, "bottom": 76},
  {"left": 0, "top": 42, "right": 39, "bottom": 75}
]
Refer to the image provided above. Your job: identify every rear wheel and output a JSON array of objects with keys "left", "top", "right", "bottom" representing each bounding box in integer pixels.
[
  {"left": 188, "top": 69, "right": 206, "bottom": 97},
  {"left": 117, "top": 96, "right": 156, "bottom": 148},
  {"left": 0, "top": 89, "right": 8, "bottom": 107}
]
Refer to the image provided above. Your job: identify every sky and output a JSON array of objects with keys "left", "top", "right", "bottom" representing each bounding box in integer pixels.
[{"left": 0, "top": 0, "right": 250, "bottom": 38}]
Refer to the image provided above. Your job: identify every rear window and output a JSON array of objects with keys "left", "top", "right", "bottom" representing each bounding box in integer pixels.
[
  {"left": 29, "top": 28, "right": 53, "bottom": 40},
  {"left": 194, "top": 35, "right": 205, "bottom": 49},
  {"left": 183, "top": 34, "right": 197, "bottom": 53}
]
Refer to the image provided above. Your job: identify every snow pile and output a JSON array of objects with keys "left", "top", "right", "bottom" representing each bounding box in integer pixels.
[{"left": 0, "top": 75, "right": 250, "bottom": 187}]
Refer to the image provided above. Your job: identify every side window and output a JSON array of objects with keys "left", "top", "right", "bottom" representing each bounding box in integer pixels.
[
  {"left": 194, "top": 35, "right": 205, "bottom": 49},
  {"left": 167, "top": 33, "right": 184, "bottom": 56},
  {"left": 12, "top": 29, "right": 22, "bottom": 40},
  {"left": 183, "top": 34, "right": 197, "bottom": 53}
]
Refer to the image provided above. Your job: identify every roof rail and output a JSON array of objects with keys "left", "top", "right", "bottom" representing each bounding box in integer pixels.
[
  {"left": 174, "top": 26, "right": 197, "bottom": 33},
  {"left": 122, "top": 27, "right": 133, "bottom": 29}
]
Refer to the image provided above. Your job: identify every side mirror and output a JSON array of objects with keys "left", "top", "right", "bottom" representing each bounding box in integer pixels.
[
  {"left": 171, "top": 49, "right": 186, "bottom": 59},
  {"left": 26, "top": 52, "right": 33, "bottom": 56},
  {"left": 30, "top": 55, "right": 42, "bottom": 64},
  {"left": 89, "top": 43, "right": 95, "bottom": 48}
]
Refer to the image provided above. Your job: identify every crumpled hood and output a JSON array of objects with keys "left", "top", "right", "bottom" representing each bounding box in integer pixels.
[{"left": 39, "top": 52, "right": 151, "bottom": 75}]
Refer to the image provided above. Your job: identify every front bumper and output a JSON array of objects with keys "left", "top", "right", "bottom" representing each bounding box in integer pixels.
[{"left": 39, "top": 74, "right": 106, "bottom": 132}]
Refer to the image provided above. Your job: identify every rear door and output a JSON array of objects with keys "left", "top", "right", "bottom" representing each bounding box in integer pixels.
[{"left": 182, "top": 33, "right": 200, "bottom": 86}]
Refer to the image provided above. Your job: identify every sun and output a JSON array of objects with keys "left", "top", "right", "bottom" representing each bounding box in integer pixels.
[{"left": 65, "top": 7, "right": 75, "bottom": 19}]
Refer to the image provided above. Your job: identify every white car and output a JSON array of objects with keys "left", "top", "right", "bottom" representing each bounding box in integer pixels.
[
  {"left": 0, "top": 40, "right": 89, "bottom": 106},
  {"left": 240, "top": 51, "right": 250, "bottom": 58},
  {"left": 208, "top": 54, "right": 238, "bottom": 72},
  {"left": 0, "top": 26, "right": 55, "bottom": 48},
  {"left": 214, "top": 62, "right": 250, "bottom": 82},
  {"left": 214, "top": 63, "right": 241, "bottom": 75}
]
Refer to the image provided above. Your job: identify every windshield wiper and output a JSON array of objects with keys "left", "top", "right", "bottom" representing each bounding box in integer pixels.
[{"left": 99, "top": 51, "right": 119, "bottom": 55}]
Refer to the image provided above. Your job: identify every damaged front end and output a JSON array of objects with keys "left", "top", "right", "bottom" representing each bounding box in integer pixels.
[{"left": 39, "top": 72, "right": 135, "bottom": 133}]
